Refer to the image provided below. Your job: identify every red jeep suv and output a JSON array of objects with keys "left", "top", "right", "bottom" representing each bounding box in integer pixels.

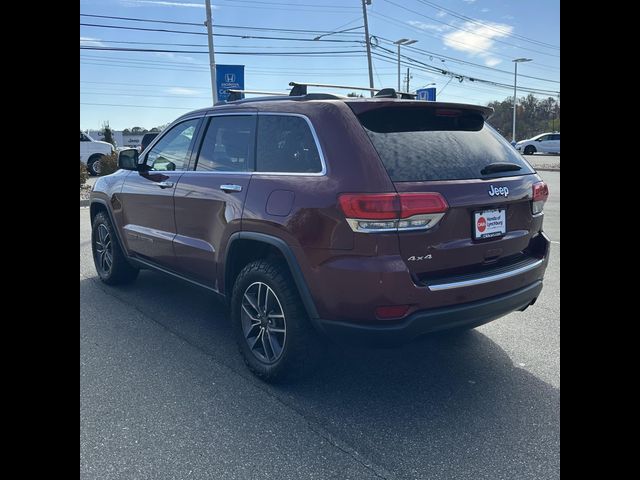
[{"left": 90, "top": 86, "right": 550, "bottom": 382}]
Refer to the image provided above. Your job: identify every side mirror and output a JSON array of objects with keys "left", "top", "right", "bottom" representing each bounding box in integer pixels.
[
  {"left": 536, "top": 138, "right": 543, "bottom": 142},
  {"left": 118, "top": 149, "right": 139, "bottom": 170}
]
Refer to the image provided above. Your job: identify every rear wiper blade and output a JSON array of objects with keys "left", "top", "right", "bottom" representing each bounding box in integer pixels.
[{"left": 481, "top": 162, "right": 522, "bottom": 175}]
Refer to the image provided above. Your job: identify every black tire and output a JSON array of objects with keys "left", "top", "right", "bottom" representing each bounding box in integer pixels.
[
  {"left": 87, "top": 154, "right": 104, "bottom": 176},
  {"left": 231, "top": 260, "right": 325, "bottom": 383},
  {"left": 523, "top": 145, "right": 536, "bottom": 155},
  {"left": 91, "top": 211, "right": 139, "bottom": 285}
]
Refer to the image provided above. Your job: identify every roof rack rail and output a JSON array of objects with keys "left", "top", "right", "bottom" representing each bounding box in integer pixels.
[
  {"left": 225, "top": 89, "right": 289, "bottom": 102},
  {"left": 288, "top": 81, "right": 416, "bottom": 99}
]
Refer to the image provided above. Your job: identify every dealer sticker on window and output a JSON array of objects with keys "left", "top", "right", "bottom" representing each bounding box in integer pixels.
[{"left": 473, "top": 209, "right": 506, "bottom": 239}]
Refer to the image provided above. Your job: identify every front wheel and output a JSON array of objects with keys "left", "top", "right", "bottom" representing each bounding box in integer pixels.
[
  {"left": 91, "top": 211, "right": 139, "bottom": 285},
  {"left": 523, "top": 145, "right": 536, "bottom": 155},
  {"left": 87, "top": 155, "right": 104, "bottom": 176},
  {"left": 231, "top": 260, "right": 325, "bottom": 382}
]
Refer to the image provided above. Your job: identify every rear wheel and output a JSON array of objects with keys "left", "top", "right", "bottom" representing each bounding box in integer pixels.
[
  {"left": 91, "top": 211, "right": 139, "bottom": 285},
  {"left": 231, "top": 260, "right": 325, "bottom": 382},
  {"left": 523, "top": 145, "right": 536, "bottom": 155},
  {"left": 87, "top": 154, "right": 104, "bottom": 176}
]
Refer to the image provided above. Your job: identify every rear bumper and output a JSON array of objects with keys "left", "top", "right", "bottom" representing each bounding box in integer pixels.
[{"left": 315, "top": 280, "right": 543, "bottom": 345}]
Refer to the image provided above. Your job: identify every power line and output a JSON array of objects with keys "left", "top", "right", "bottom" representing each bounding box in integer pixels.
[
  {"left": 414, "top": 0, "right": 559, "bottom": 50},
  {"left": 369, "top": 11, "right": 559, "bottom": 73},
  {"left": 81, "top": 80, "right": 207, "bottom": 89},
  {"left": 80, "top": 22, "right": 364, "bottom": 42},
  {"left": 396, "top": 40, "right": 560, "bottom": 83},
  {"left": 81, "top": 39, "right": 357, "bottom": 50},
  {"left": 80, "top": 46, "right": 364, "bottom": 55},
  {"left": 371, "top": 49, "right": 559, "bottom": 95},
  {"left": 81, "top": 91, "right": 212, "bottom": 100},
  {"left": 382, "top": 0, "right": 559, "bottom": 58},
  {"left": 79, "top": 13, "right": 363, "bottom": 35},
  {"left": 212, "top": 0, "right": 358, "bottom": 7},
  {"left": 81, "top": 102, "right": 195, "bottom": 110},
  {"left": 210, "top": 0, "right": 358, "bottom": 12}
]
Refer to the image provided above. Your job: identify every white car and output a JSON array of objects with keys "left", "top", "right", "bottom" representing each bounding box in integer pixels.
[
  {"left": 80, "top": 131, "right": 114, "bottom": 176},
  {"left": 515, "top": 132, "right": 560, "bottom": 155}
]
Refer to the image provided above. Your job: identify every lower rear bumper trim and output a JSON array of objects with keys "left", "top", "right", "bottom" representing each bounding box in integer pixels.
[{"left": 316, "top": 280, "right": 543, "bottom": 344}]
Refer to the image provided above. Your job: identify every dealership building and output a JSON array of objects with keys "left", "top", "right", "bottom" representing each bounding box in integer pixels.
[{"left": 84, "top": 130, "right": 147, "bottom": 149}]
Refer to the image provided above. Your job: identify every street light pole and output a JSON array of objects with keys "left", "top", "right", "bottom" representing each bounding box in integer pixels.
[
  {"left": 393, "top": 38, "right": 417, "bottom": 92},
  {"left": 512, "top": 58, "right": 532, "bottom": 143},
  {"left": 361, "top": 0, "right": 374, "bottom": 97},
  {"left": 205, "top": 0, "right": 217, "bottom": 104}
]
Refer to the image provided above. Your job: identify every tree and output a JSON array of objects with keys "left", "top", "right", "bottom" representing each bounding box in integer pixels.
[
  {"left": 347, "top": 92, "right": 364, "bottom": 97},
  {"left": 102, "top": 121, "right": 116, "bottom": 147},
  {"left": 486, "top": 95, "right": 560, "bottom": 141}
]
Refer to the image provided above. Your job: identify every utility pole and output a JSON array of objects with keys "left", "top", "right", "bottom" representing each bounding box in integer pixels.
[
  {"left": 361, "top": 0, "right": 374, "bottom": 97},
  {"left": 405, "top": 67, "right": 411, "bottom": 92},
  {"left": 205, "top": 0, "right": 217, "bottom": 104}
]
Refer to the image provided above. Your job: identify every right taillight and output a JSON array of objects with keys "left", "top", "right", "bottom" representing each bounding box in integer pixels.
[
  {"left": 338, "top": 192, "right": 448, "bottom": 233},
  {"left": 532, "top": 181, "right": 549, "bottom": 215}
]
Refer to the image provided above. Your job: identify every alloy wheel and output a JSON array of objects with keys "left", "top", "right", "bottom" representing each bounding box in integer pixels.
[
  {"left": 241, "top": 282, "right": 287, "bottom": 364},
  {"left": 94, "top": 224, "right": 113, "bottom": 275}
]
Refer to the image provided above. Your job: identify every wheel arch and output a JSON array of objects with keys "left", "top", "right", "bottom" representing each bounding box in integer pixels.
[
  {"left": 224, "top": 232, "right": 319, "bottom": 320},
  {"left": 90, "top": 199, "right": 129, "bottom": 258}
]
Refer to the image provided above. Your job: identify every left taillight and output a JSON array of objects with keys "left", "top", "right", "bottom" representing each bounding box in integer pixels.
[
  {"left": 532, "top": 181, "right": 549, "bottom": 215},
  {"left": 338, "top": 192, "right": 448, "bottom": 233}
]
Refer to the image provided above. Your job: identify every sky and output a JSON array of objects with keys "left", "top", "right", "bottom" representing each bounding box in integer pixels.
[{"left": 80, "top": 0, "right": 560, "bottom": 130}]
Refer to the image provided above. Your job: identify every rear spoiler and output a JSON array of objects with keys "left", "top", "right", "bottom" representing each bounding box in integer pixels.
[{"left": 346, "top": 100, "right": 494, "bottom": 120}]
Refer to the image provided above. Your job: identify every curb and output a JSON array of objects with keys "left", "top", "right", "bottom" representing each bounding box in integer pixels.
[{"left": 80, "top": 199, "right": 90, "bottom": 207}]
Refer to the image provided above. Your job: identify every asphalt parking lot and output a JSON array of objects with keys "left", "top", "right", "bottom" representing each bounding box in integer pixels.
[{"left": 80, "top": 170, "right": 559, "bottom": 479}]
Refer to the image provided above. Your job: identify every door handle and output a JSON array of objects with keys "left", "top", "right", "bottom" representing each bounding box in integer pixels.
[
  {"left": 157, "top": 181, "right": 174, "bottom": 189},
  {"left": 220, "top": 184, "right": 243, "bottom": 193}
]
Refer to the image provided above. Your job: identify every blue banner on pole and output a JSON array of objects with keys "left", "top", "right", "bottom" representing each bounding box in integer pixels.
[
  {"left": 416, "top": 87, "right": 436, "bottom": 101},
  {"left": 216, "top": 64, "right": 245, "bottom": 102}
]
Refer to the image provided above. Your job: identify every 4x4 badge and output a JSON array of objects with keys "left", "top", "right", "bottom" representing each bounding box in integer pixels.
[
  {"left": 488, "top": 185, "right": 509, "bottom": 197},
  {"left": 407, "top": 255, "right": 432, "bottom": 261}
]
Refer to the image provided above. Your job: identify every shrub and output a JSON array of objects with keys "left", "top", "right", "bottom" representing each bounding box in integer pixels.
[
  {"left": 80, "top": 161, "right": 88, "bottom": 186},
  {"left": 99, "top": 151, "right": 119, "bottom": 176}
]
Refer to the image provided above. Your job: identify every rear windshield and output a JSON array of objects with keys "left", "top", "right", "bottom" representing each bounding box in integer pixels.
[{"left": 357, "top": 106, "right": 534, "bottom": 182}]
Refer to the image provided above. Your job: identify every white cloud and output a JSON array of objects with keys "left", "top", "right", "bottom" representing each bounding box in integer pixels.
[
  {"left": 443, "top": 20, "right": 514, "bottom": 56},
  {"left": 463, "top": 0, "right": 477, "bottom": 3},
  {"left": 166, "top": 87, "right": 200, "bottom": 95},
  {"left": 484, "top": 57, "right": 502, "bottom": 67},
  {"left": 155, "top": 51, "right": 196, "bottom": 63},
  {"left": 80, "top": 37, "right": 105, "bottom": 47},
  {"left": 121, "top": 0, "right": 217, "bottom": 8},
  {"left": 436, "top": 11, "right": 447, "bottom": 18},
  {"left": 481, "top": 8, "right": 490, "bottom": 13},
  {"left": 407, "top": 20, "right": 448, "bottom": 33}
]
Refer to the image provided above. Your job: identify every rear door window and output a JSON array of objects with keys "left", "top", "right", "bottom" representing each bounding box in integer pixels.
[
  {"left": 356, "top": 106, "right": 534, "bottom": 181},
  {"left": 195, "top": 115, "right": 256, "bottom": 172}
]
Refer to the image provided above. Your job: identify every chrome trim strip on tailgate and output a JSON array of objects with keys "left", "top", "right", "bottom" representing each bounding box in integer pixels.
[{"left": 427, "top": 258, "right": 544, "bottom": 291}]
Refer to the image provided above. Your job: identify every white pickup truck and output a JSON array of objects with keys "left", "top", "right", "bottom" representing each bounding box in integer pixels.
[{"left": 80, "top": 131, "right": 114, "bottom": 176}]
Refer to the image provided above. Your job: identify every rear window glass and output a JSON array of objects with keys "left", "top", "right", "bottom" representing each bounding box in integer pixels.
[{"left": 357, "top": 107, "right": 534, "bottom": 181}]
